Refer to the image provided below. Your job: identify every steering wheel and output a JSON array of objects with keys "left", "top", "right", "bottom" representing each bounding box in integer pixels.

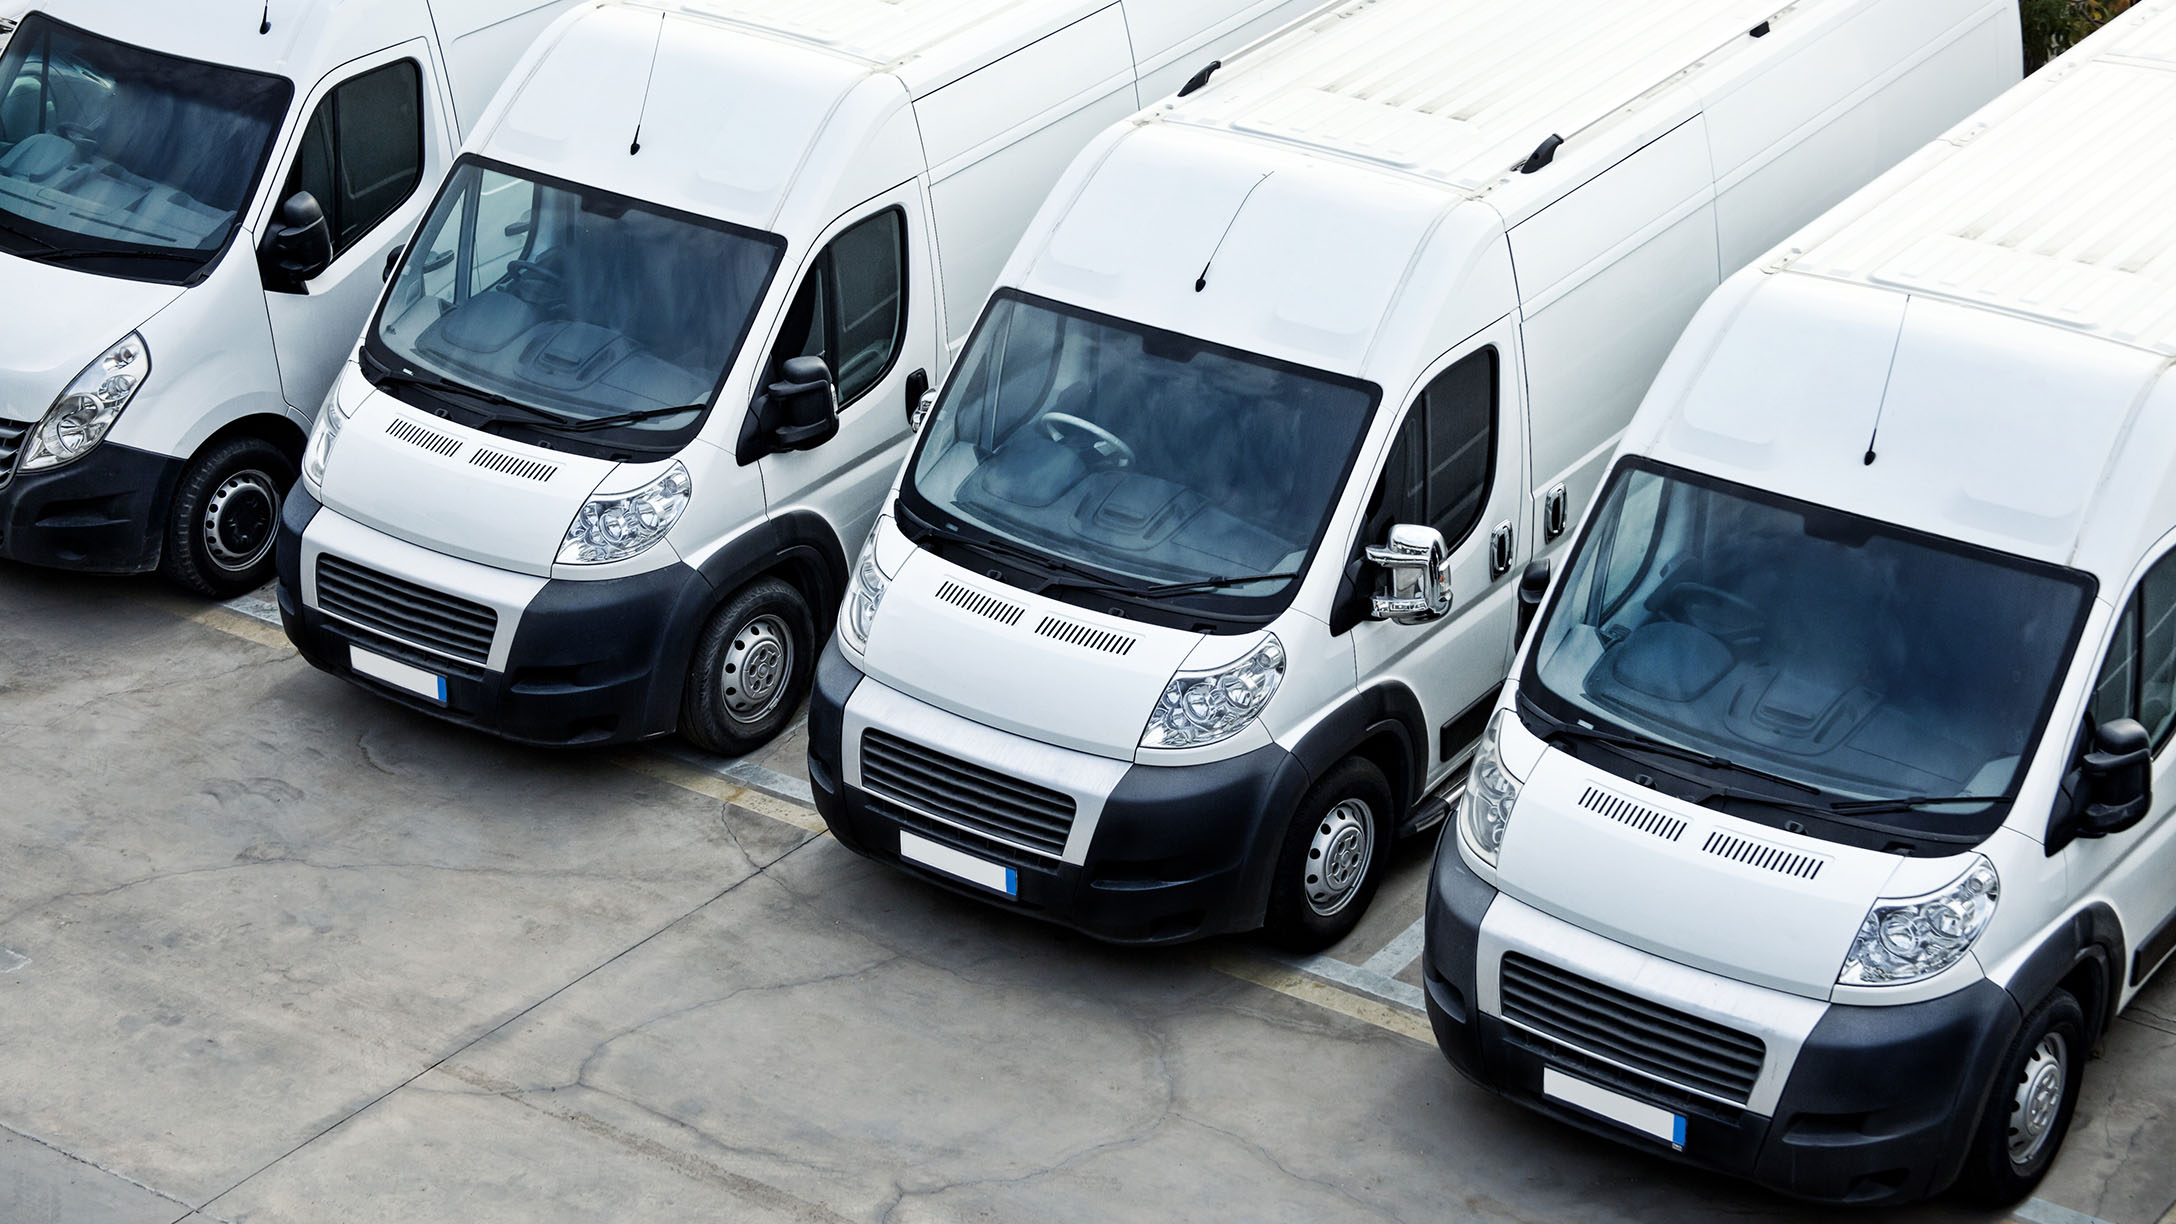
[{"left": 1038, "top": 412, "right": 1135, "bottom": 469}]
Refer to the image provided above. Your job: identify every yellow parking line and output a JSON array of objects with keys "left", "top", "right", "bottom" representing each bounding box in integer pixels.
[
  {"left": 1211, "top": 952, "right": 1434, "bottom": 1044},
  {"left": 134, "top": 590, "right": 295, "bottom": 652},
  {"left": 612, "top": 751, "right": 829, "bottom": 835}
]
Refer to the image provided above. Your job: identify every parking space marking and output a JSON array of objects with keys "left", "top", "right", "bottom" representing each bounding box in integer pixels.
[
  {"left": 1211, "top": 953, "right": 1433, "bottom": 1044},
  {"left": 1361, "top": 916, "right": 1428, "bottom": 977},
  {"left": 2015, "top": 1199, "right": 2120, "bottom": 1224},
  {"left": 0, "top": 946, "right": 27, "bottom": 973},
  {"left": 649, "top": 740, "right": 813, "bottom": 808},
  {"left": 612, "top": 752, "right": 828, "bottom": 835}
]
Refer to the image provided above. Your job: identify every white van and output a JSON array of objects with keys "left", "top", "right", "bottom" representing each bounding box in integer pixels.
[
  {"left": 0, "top": 0, "right": 577, "bottom": 596},
  {"left": 1424, "top": 3, "right": 2176, "bottom": 1206},
  {"left": 274, "top": 0, "right": 1326, "bottom": 751},
  {"left": 809, "top": 0, "right": 2023, "bottom": 948}
]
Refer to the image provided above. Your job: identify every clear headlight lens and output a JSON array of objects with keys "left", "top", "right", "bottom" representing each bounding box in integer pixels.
[
  {"left": 840, "top": 523, "right": 889, "bottom": 653},
  {"left": 1141, "top": 635, "right": 1284, "bottom": 749},
  {"left": 558, "top": 461, "right": 691, "bottom": 565},
  {"left": 301, "top": 398, "right": 344, "bottom": 491},
  {"left": 22, "top": 333, "right": 150, "bottom": 471},
  {"left": 1461, "top": 709, "right": 1521, "bottom": 865},
  {"left": 1839, "top": 857, "right": 2000, "bottom": 986}
]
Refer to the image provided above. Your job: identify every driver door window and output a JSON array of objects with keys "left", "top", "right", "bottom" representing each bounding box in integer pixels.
[
  {"left": 2095, "top": 554, "right": 2176, "bottom": 747},
  {"left": 769, "top": 208, "right": 906, "bottom": 405},
  {"left": 1367, "top": 347, "right": 1498, "bottom": 546},
  {"left": 282, "top": 59, "right": 422, "bottom": 260}
]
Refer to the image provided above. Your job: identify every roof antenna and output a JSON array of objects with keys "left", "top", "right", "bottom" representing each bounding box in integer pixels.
[
  {"left": 629, "top": 11, "right": 665, "bottom": 155},
  {"left": 1195, "top": 172, "right": 1274, "bottom": 293},
  {"left": 259, "top": 2, "right": 270, "bottom": 33}
]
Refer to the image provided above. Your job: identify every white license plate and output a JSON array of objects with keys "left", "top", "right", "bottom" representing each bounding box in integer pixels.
[
  {"left": 1543, "top": 1068, "right": 1685, "bottom": 1149},
  {"left": 898, "top": 830, "right": 1018, "bottom": 898},
  {"left": 349, "top": 644, "right": 447, "bottom": 704}
]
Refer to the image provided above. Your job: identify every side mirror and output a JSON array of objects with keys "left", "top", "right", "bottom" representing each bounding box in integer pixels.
[
  {"left": 2079, "top": 717, "right": 2151, "bottom": 837},
  {"left": 912, "top": 388, "right": 938, "bottom": 432},
  {"left": 1517, "top": 559, "right": 1552, "bottom": 643},
  {"left": 1365, "top": 524, "right": 1452, "bottom": 625},
  {"left": 259, "top": 190, "right": 334, "bottom": 293},
  {"left": 737, "top": 356, "right": 839, "bottom": 464},
  {"left": 382, "top": 243, "right": 404, "bottom": 282}
]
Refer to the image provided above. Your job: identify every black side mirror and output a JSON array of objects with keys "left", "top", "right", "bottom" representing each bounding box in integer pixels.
[
  {"left": 2080, "top": 717, "right": 2151, "bottom": 837},
  {"left": 259, "top": 191, "right": 334, "bottom": 293},
  {"left": 383, "top": 243, "right": 405, "bottom": 282},
  {"left": 1517, "top": 559, "right": 1553, "bottom": 643},
  {"left": 737, "top": 356, "right": 840, "bottom": 464}
]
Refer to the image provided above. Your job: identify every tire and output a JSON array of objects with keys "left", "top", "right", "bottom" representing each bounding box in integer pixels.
[
  {"left": 158, "top": 436, "right": 295, "bottom": 599},
  {"left": 1952, "top": 988, "right": 2088, "bottom": 1207},
  {"left": 1262, "top": 757, "right": 1394, "bottom": 953},
  {"left": 680, "top": 578, "right": 816, "bottom": 757}
]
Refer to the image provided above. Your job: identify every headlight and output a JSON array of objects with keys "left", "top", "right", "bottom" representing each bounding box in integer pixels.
[
  {"left": 558, "top": 461, "right": 691, "bottom": 564},
  {"left": 1839, "top": 857, "right": 1999, "bottom": 986},
  {"left": 301, "top": 399, "right": 344, "bottom": 490},
  {"left": 1141, "top": 634, "right": 1284, "bottom": 749},
  {"left": 21, "top": 333, "right": 150, "bottom": 471},
  {"left": 840, "top": 523, "right": 889, "bottom": 653},
  {"left": 1461, "top": 709, "right": 1521, "bottom": 865}
]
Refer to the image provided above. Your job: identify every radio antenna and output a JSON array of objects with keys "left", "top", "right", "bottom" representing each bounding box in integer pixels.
[
  {"left": 629, "top": 11, "right": 665, "bottom": 155},
  {"left": 259, "top": 2, "right": 271, "bottom": 33}
]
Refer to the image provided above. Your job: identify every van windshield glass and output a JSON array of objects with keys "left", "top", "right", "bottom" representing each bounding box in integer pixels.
[
  {"left": 0, "top": 13, "right": 292, "bottom": 282},
  {"left": 903, "top": 292, "right": 1376, "bottom": 622},
  {"left": 1524, "top": 460, "right": 2094, "bottom": 839},
  {"left": 370, "top": 159, "right": 782, "bottom": 443}
]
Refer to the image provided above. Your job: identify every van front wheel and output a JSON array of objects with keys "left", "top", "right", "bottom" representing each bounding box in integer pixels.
[
  {"left": 680, "top": 578, "right": 815, "bottom": 757},
  {"left": 1262, "top": 757, "right": 1392, "bottom": 953},
  {"left": 158, "top": 436, "right": 295, "bottom": 599},
  {"left": 1953, "top": 988, "right": 2087, "bottom": 1206}
]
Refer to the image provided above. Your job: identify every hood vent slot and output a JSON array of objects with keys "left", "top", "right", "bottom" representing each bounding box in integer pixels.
[
  {"left": 469, "top": 448, "right": 557, "bottom": 482},
  {"left": 1577, "top": 785, "right": 1686, "bottom": 843},
  {"left": 1702, "top": 830, "right": 1825, "bottom": 881},
  {"left": 386, "top": 417, "right": 463, "bottom": 457},
  {"left": 1034, "top": 616, "right": 1135, "bottom": 656},
  {"left": 935, "top": 580, "right": 1023, "bottom": 627}
]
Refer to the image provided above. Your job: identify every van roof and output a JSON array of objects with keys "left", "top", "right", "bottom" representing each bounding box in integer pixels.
[
  {"left": 1782, "top": 2, "right": 2176, "bottom": 358},
  {"left": 624, "top": 0, "right": 1108, "bottom": 94},
  {"left": 1163, "top": 0, "right": 1799, "bottom": 207}
]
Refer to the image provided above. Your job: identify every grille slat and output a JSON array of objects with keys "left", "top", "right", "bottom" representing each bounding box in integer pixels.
[
  {"left": 1500, "top": 954, "right": 1765, "bottom": 1104},
  {"left": 1034, "top": 615, "right": 1136, "bottom": 656},
  {"left": 0, "top": 417, "right": 29, "bottom": 490},
  {"left": 1577, "top": 785, "right": 1687, "bottom": 842},
  {"left": 386, "top": 417, "right": 463, "bottom": 456},
  {"left": 316, "top": 555, "right": 498, "bottom": 666},
  {"left": 861, "top": 730, "right": 1076, "bottom": 858},
  {"left": 469, "top": 448, "right": 558, "bottom": 482},
  {"left": 1701, "top": 829, "right": 1826, "bottom": 880},
  {"left": 935, "top": 580, "right": 1025, "bottom": 627}
]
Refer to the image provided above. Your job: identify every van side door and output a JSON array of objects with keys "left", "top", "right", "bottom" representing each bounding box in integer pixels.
[
  {"left": 261, "top": 40, "right": 453, "bottom": 415},
  {"left": 753, "top": 183, "right": 938, "bottom": 550},
  {"left": 1347, "top": 315, "right": 1529, "bottom": 790},
  {"left": 2074, "top": 543, "right": 2176, "bottom": 1005}
]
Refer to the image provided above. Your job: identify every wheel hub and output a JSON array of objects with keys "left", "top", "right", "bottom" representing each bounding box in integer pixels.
[
  {"left": 202, "top": 469, "right": 279, "bottom": 572},
  {"left": 1303, "top": 798, "right": 1375, "bottom": 917},
  {"left": 2007, "top": 1031, "right": 2068, "bottom": 1167},
  {"left": 720, "top": 614, "right": 793, "bottom": 724}
]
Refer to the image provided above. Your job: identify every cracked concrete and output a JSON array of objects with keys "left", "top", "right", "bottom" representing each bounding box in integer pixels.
[{"left": 5, "top": 561, "right": 2175, "bottom": 1223}]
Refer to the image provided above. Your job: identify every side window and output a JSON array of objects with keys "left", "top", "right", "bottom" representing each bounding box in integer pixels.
[
  {"left": 771, "top": 209, "right": 907, "bottom": 405},
  {"left": 469, "top": 169, "right": 535, "bottom": 295},
  {"left": 1597, "top": 471, "right": 1667, "bottom": 619},
  {"left": 1418, "top": 348, "right": 1497, "bottom": 545},
  {"left": 2095, "top": 603, "right": 2142, "bottom": 731},
  {"left": 282, "top": 60, "right": 424, "bottom": 259},
  {"left": 2092, "top": 548, "right": 2176, "bottom": 748}
]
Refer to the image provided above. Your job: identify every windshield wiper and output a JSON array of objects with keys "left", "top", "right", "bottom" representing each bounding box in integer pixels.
[
  {"left": 370, "top": 368, "right": 570, "bottom": 427},
  {"left": 1053, "top": 571, "right": 1303, "bottom": 600},
  {"left": 556, "top": 403, "right": 704, "bottom": 433},
  {"left": 1519, "top": 699, "right": 1820, "bottom": 795},
  {"left": 31, "top": 246, "right": 209, "bottom": 267},
  {"left": 1828, "top": 793, "right": 2012, "bottom": 815},
  {"left": 938, "top": 527, "right": 1122, "bottom": 589}
]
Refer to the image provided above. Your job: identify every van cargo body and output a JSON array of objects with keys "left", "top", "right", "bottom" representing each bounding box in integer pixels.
[
  {"left": 275, "top": 0, "right": 1328, "bottom": 753},
  {"left": 811, "top": 0, "right": 2022, "bottom": 947},
  {"left": 1426, "top": 2, "right": 2176, "bottom": 1204},
  {"left": 0, "top": 0, "right": 578, "bottom": 595}
]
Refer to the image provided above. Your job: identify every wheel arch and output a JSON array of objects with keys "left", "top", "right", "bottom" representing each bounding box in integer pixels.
[
  {"left": 198, "top": 412, "right": 309, "bottom": 468},
  {"left": 2004, "top": 902, "right": 2125, "bottom": 1048},
  {"left": 1288, "top": 682, "right": 1429, "bottom": 820},
  {"left": 693, "top": 510, "right": 850, "bottom": 637}
]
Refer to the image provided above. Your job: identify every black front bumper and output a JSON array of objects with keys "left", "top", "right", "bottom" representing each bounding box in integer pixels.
[
  {"left": 1422, "top": 836, "right": 2022, "bottom": 1206},
  {"left": 276, "top": 485, "right": 716, "bottom": 747},
  {"left": 0, "top": 440, "right": 182, "bottom": 573},
  {"left": 810, "top": 641, "right": 1312, "bottom": 944}
]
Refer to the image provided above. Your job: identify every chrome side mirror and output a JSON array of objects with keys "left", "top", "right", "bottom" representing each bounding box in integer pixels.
[
  {"left": 1366, "top": 523, "right": 1452, "bottom": 624},
  {"left": 912, "top": 388, "right": 938, "bottom": 431}
]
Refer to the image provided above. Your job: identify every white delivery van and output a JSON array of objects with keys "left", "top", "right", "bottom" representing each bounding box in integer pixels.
[
  {"left": 0, "top": 0, "right": 577, "bottom": 595},
  {"left": 1425, "top": 2, "right": 2176, "bottom": 1206},
  {"left": 809, "top": 0, "right": 2024, "bottom": 949},
  {"left": 275, "top": 0, "right": 1327, "bottom": 751}
]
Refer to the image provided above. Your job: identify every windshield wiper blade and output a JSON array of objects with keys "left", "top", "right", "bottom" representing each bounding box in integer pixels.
[
  {"left": 945, "top": 529, "right": 1117, "bottom": 588},
  {"left": 32, "top": 246, "right": 209, "bottom": 266},
  {"left": 1828, "top": 793, "right": 2012, "bottom": 815},
  {"left": 556, "top": 403, "right": 704, "bottom": 433},
  {"left": 1520, "top": 700, "right": 1820, "bottom": 795},
  {"left": 371, "top": 368, "right": 569, "bottom": 426},
  {"left": 1126, "top": 572, "right": 1302, "bottom": 598}
]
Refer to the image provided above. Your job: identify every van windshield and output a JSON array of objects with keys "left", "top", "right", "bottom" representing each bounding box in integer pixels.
[
  {"left": 0, "top": 13, "right": 292, "bottom": 283},
  {"left": 368, "top": 159, "right": 783, "bottom": 449},
  {"left": 902, "top": 292, "right": 1377, "bottom": 626},
  {"left": 1523, "top": 459, "right": 2095, "bottom": 842}
]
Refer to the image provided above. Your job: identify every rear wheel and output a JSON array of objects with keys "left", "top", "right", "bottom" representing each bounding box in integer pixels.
[
  {"left": 1262, "top": 757, "right": 1393, "bottom": 952},
  {"left": 680, "top": 578, "right": 815, "bottom": 757},
  {"left": 158, "top": 436, "right": 294, "bottom": 599},
  {"left": 1953, "top": 988, "right": 2087, "bottom": 1206}
]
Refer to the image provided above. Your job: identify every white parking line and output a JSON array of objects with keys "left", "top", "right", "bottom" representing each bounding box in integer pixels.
[
  {"left": 2015, "top": 1198, "right": 2119, "bottom": 1224},
  {"left": 223, "top": 590, "right": 283, "bottom": 626},
  {"left": 1362, "top": 916, "right": 1428, "bottom": 977},
  {"left": 1277, "top": 951, "right": 1425, "bottom": 1012}
]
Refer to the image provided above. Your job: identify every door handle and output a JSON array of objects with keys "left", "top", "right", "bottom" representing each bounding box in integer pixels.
[
  {"left": 1490, "top": 522, "right": 1515, "bottom": 580},
  {"left": 904, "top": 368, "right": 929, "bottom": 427}
]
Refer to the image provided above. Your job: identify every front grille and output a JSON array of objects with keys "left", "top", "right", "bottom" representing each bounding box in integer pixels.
[
  {"left": 0, "top": 417, "right": 29, "bottom": 490},
  {"left": 861, "top": 730, "right": 1076, "bottom": 857},
  {"left": 315, "top": 554, "right": 498, "bottom": 666},
  {"left": 1500, "top": 953, "right": 1765, "bottom": 1104}
]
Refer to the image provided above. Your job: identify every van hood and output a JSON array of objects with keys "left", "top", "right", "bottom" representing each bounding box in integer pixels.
[
  {"left": 857, "top": 547, "right": 1206, "bottom": 761},
  {"left": 319, "top": 390, "right": 620, "bottom": 577},
  {"left": 0, "top": 251, "right": 185, "bottom": 414},
  {"left": 1492, "top": 745, "right": 1902, "bottom": 1000}
]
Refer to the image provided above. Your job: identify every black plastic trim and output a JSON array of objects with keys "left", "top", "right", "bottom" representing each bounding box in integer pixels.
[
  {"left": 1288, "top": 682, "right": 1428, "bottom": 817},
  {"left": 694, "top": 509, "right": 849, "bottom": 638},
  {"left": 0, "top": 440, "right": 184, "bottom": 573}
]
